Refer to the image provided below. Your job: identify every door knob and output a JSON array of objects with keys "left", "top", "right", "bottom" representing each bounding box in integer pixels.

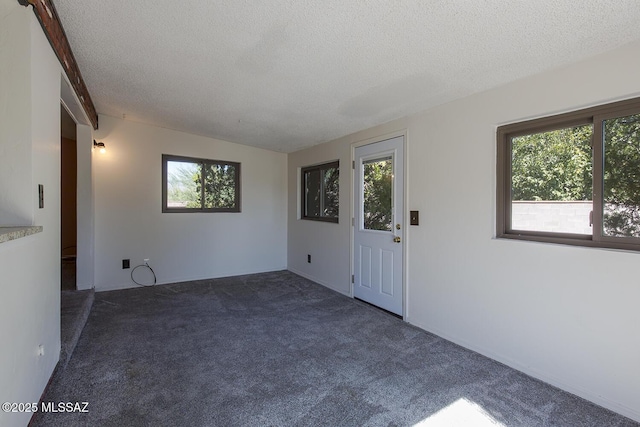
[{"left": 393, "top": 236, "right": 401, "bottom": 243}]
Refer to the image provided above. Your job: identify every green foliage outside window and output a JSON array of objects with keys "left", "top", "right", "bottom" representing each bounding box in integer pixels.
[
  {"left": 165, "top": 156, "right": 239, "bottom": 212},
  {"left": 603, "top": 114, "right": 640, "bottom": 237},
  {"left": 363, "top": 158, "right": 392, "bottom": 231},
  {"left": 511, "top": 114, "right": 640, "bottom": 237},
  {"left": 167, "top": 162, "right": 200, "bottom": 207},
  {"left": 302, "top": 161, "right": 339, "bottom": 222},
  {"left": 511, "top": 125, "right": 592, "bottom": 202},
  {"left": 322, "top": 167, "right": 339, "bottom": 218},
  {"left": 194, "top": 164, "right": 237, "bottom": 209}
]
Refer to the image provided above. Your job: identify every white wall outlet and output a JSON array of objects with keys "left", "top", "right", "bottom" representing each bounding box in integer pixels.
[
  {"left": 37, "top": 344, "right": 44, "bottom": 356},
  {"left": 143, "top": 258, "right": 150, "bottom": 265}
]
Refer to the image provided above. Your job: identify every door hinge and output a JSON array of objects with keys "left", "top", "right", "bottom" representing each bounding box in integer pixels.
[
  {"left": 352, "top": 160, "right": 355, "bottom": 169},
  {"left": 352, "top": 217, "right": 355, "bottom": 226},
  {"left": 351, "top": 274, "right": 354, "bottom": 283}
]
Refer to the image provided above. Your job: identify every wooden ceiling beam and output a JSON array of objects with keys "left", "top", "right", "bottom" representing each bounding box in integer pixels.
[{"left": 18, "top": 0, "right": 99, "bottom": 129}]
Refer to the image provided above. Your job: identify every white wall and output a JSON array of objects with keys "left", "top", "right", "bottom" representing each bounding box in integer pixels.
[
  {"left": 288, "top": 41, "right": 640, "bottom": 421},
  {"left": 0, "top": 1, "right": 31, "bottom": 225},
  {"left": 93, "top": 115, "right": 287, "bottom": 290},
  {"left": 75, "top": 123, "right": 95, "bottom": 290},
  {"left": 288, "top": 141, "right": 353, "bottom": 294},
  {"left": 0, "top": 4, "right": 62, "bottom": 426}
]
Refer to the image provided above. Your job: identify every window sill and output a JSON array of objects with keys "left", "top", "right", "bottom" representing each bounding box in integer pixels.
[
  {"left": 301, "top": 217, "right": 339, "bottom": 224},
  {"left": 496, "top": 232, "right": 640, "bottom": 253},
  {"left": 0, "top": 226, "right": 43, "bottom": 244}
]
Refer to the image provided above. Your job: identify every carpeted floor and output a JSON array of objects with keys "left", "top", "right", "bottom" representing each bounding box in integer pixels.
[
  {"left": 59, "top": 289, "right": 94, "bottom": 369},
  {"left": 61, "top": 257, "right": 76, "bottom": 291},
  {"left": 32, "top": 271, "right": 637, "bottom": 426}
]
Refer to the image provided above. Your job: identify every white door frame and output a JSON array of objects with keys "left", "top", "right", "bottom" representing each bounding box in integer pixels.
[
  {"left": 61, "top": 73, "right": 95, "bottom": 290},
  {"left": 350, "top": 130, "right": 408, "bottom": 319}
]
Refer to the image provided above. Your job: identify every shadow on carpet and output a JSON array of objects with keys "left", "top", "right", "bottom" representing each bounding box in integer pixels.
[{"left": 31, "top": 271, "right": 637, "bottom": 427}]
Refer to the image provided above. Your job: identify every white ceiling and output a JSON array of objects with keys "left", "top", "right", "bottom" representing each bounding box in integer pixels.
[{"left": 54, "top": 0, "right": 640, "bottom": 153}]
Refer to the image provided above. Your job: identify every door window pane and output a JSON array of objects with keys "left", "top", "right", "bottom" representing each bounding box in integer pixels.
[
  {"left": 363, "top": 156, "right": 393, "bottom": 231},
  {"left": 510, "top": 125, "right": 593, "bottom": 234},
  {"left": 603, "top": 113, "right": 640, "bottom": 237}
]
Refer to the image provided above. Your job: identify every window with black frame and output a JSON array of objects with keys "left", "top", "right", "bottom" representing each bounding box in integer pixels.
[
  {"left": 301, "top": 161, "right": 339, "bottom": 223},
  {"left": 162, "top": 154, "right": 240, "bottom": 213},
  {"left": 496, "top": 97, "right": 640, "bottom": 251}
]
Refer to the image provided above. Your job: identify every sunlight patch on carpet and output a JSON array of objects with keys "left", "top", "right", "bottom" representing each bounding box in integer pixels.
[{"left": 413, "top": 398, "right": 505, "bottom": 427}]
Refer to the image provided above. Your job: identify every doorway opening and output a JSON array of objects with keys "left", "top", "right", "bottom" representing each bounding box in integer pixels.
[{"left": 61, "top": 104, "right": 77, "bottom": 290}]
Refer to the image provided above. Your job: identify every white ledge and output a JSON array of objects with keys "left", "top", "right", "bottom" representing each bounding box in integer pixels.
[{"left": 0, "top": 226, "right": 43, "bottom": 244}]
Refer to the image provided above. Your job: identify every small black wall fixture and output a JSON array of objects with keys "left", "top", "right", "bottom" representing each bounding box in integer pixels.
[{"left": 93, "top": 140, "right": 106, "bottom": 154}]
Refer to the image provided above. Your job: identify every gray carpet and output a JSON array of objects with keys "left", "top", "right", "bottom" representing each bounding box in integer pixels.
[
  {"left": 60, "top": 289, "right": 94, "bottom": 369},
  {"left": 32, "top": 271, "right": 636, "bottom": 426},
  {"left": 61, "top": 257, "right": 76, "bottom": 291}
]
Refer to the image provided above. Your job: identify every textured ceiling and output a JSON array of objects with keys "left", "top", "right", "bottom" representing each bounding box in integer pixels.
[{"left": 54, "top": 0, "right": 640, "bottom": 153}]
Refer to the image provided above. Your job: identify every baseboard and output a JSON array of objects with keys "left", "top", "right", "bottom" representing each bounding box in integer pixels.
[
  {"left": 406, "top": 317, "right": 640, "bottom": 423},
  {"left": 94, "top": 267, "right": 289, "bottom": 292},
  {"left": 287, "top": 268, "right": 350, "bottom": 297}
]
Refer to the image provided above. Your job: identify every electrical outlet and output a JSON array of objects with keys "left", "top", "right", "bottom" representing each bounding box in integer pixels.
[
  {"left": 307, "top": 254, "right": 311, "bottom": 263},
  {"left": 37, "top": 345, "right": 44, "bottom": 356},
  {"left": 144, "top": 258, "right": 150, "bottom": 265},
  {"left": 122, "top": 259, "right": 130, "bottom": 269}
]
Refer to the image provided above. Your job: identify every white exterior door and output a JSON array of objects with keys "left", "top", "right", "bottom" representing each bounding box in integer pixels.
[{"left": 353, "top": 136, "right": 404, "bottom": 316}]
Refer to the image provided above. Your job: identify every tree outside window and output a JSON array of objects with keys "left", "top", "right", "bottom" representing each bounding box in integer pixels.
[
  {"left": 163, "top": 154, "right": 240, "bottom": 213},
  {"left": 497, "top": 97, "right": 640, "bottom": 250},
  {"left": 302, "top": 161, "right": 339, "bottom": 223}
]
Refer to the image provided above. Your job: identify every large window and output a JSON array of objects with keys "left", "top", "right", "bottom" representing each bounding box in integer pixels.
[
  {"left": 301, "top": 161, "right": 339, "bottom": 223},
  {"left": 497, "top": 97, "right": 640, "bottom": 251},
  {"left": 162, "top": 154, "right": 240, "bottom": 213}
]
